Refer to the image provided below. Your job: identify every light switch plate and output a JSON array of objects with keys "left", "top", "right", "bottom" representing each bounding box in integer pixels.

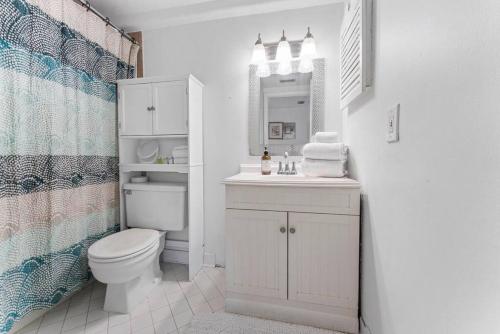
[{"left": 386, "top": 104, "right": 400, "bottom": 143}]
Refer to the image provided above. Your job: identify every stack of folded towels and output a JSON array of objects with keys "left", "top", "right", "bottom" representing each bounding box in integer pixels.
[
  {"left": 301, "top": 132, "right": 348, "bottom": 178},
  {"left": 172, "top": 145, "right": 188, "bottom": 164}
]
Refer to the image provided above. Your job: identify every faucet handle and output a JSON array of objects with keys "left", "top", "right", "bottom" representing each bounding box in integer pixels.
[
  {"left": 277, "top": 161, "right": 283, "bottom": 174},
  {"left": 291, "top": 161, "right": 297, "bottom": 175}
]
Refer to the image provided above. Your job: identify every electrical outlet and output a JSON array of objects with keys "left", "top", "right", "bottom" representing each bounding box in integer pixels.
[{"left": 386, "top": 104, "right": 400, "bottom": 143}]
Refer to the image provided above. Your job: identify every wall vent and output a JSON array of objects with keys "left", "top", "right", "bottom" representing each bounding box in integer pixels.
[{"left": 340, "top": 0, "right": 373, "bottom": 109}]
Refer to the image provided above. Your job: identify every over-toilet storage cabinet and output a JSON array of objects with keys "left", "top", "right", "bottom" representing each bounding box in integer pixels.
[
  {"left": 118, "top": 80, "right": 188, "bottom": 136},
  {"left": 224, "top": 178, "right": 361, "bottom": 333},
  {"left": 117, "top": 75, "right": 204, "bottom": 280}
]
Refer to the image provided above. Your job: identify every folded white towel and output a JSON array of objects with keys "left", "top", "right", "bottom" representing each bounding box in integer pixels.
[
  {"left": 302, "top": 142, "right": 348, "bottom": 161},
  {"left": 312, "top": 132, "right": 339, "bottom": 143},
  {"left": 301, "top": 158, "right": 347, "bottom": 178}
]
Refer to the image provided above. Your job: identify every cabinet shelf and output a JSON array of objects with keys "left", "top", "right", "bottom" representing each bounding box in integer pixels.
[{"left": 120, "top": 163, "right": 189, "bottom": 173}]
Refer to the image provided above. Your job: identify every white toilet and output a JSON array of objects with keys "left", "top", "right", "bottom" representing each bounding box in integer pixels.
[{"left": 88, "top": 182, "right": 187, "bottom": 313}]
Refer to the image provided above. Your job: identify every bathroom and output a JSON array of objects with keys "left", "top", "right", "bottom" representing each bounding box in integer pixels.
[{"left": 1, "top": 0, "right": 499, "bottom": 334}]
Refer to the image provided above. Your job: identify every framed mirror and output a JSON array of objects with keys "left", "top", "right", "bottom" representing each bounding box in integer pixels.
[{"left": 248, "top": 58, "right": 325, "bottom": 156}]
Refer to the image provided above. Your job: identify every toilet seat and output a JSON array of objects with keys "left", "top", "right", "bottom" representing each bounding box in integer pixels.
[{"left": 89, "top": 228, "right": 160, "bottom": 263}]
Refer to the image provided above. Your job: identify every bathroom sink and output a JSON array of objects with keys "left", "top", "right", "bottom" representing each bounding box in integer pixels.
[{"left": 223, "top": 173, "right": 359, "bottom": 188}]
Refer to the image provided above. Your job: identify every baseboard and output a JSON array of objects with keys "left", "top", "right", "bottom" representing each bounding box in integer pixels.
[
  {"left": 162, "top": 239, "right": 189, "bottom": 264},
  {"left": 225, "top": 297, "right": 359, "bottom": 334},
  {"left": 203, "top": 252, "right": 216, "bottom": 267},
  {"left": 164, "top": 239, "right": 189, "bottom": 251}
]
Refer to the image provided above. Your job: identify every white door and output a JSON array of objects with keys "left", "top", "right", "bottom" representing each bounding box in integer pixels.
[
  {"left": 288, "top": 212, "right": 359, "bottom": 309},
  {"left": 225, "top": 209, "right": 288, "bottom": 299},
  {"left": 119, "top": 84, "right": 153, "bottom": 135},
  {"left": 152, "top": 81, "right": 188, "bottom": 135}
]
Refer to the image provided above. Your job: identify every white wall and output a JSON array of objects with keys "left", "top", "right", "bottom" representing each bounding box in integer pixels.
[
  {"left": 345, "top": 1, "right": 500, "bottom": 333},
  {"left": 143, "top": 4, "right": 345, "bottom": 265}
]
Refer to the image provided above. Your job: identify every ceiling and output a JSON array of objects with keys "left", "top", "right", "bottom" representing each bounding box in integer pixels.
[{"left": 90, "top": 0, "right": 344, "bottom": 32}]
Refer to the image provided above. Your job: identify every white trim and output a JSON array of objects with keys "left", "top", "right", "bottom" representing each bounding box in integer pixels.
[
  {"left": 162, "top": 249, "right": 189, "bottom": 264},
  {"left": 226, "top": 295, "right": 359, "bottom": 333},
  {"left": 165, "top": 239, "right": 189, "bottom": 251}
]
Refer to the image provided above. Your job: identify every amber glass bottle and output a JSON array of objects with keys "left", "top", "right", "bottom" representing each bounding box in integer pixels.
[{"left": 261, "top": 146, "right": 272, "bottom": 175}]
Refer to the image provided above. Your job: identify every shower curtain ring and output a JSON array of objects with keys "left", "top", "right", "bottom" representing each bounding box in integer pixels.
[
  {"left": 84, "top": 2, "right": 91, "bottom": 11},
  {"left": 105, "top": 17, "right": 111, "bottom": 26}
]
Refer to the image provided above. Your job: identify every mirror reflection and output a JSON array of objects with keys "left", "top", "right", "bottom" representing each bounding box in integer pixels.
[
  {"left": 248, "top": 58, "right": 325, "bottom": 157},
  {"left": 261, "top": 72, "right": 312, "bottom": 156}
]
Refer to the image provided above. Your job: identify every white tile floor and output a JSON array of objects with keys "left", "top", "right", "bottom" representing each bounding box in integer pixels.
[{"left": 16, "top": 263, "right": 226, "bottom": 334}]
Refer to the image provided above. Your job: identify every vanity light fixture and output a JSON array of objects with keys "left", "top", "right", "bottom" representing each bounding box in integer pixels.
[
  {"left": 300, "top": 27, "right": 317, "bottom": 59},
  {"left": 299, "top": 27, "right": 317, "bottom": 73},
  {"left": 251, "top": 33, "right": 266, "bottom": 65},
  {"left": 276, "top": 30, "right": 292, "bottom": 75}
]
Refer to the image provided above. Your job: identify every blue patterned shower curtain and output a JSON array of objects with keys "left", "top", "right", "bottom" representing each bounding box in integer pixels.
[{"left": 0, "top": 0, "right": 138, "bottom": 332}]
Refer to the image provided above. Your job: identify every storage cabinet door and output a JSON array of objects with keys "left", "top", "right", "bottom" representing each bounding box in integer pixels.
[
  {"left": 288, "top": 212, "right": 359, "bottom": 309},
  {"left": 225, "top": 209, "right": 288, "bottom": 299},
  {"left": 119, "top": 84, "right": 153, "bottom": 135},
  {"left": 152, "top": 81, "right": 187, "bottom": 135}
]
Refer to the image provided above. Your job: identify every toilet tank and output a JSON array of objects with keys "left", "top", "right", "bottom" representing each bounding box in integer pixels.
[{"left": 123, "top": 182, "right": 187, "bottom": 231}]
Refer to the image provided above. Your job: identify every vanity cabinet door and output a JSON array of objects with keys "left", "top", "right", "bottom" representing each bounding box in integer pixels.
[
  {"left": 152, "top": 81, "right": 188, "bottom": 135},
  {"left": 288, "top": 212, "right": 359, "bottom": 309},
  {"left": 225, "top": 209, "right": 288, "bottom": 300},
  {"left": 118, "top": 83, "right": 153, "bottom": 135}
]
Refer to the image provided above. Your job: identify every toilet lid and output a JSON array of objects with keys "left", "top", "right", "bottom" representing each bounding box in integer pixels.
[{"left": 89, "top": 229, "right": 159, "bottom": 260}]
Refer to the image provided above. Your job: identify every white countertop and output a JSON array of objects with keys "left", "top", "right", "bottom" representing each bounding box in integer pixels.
[{"left": 223, "top": 173, "right": 360, "bottom": 188}]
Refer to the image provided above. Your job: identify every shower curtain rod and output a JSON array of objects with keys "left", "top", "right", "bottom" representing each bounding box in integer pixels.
[{"left": 71, "top": 0, "right": 139, "bottom": 46}]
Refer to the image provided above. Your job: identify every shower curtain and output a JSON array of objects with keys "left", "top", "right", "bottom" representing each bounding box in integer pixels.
[{"left": 0, "top": 0, "right": 139, "bottom": 332}]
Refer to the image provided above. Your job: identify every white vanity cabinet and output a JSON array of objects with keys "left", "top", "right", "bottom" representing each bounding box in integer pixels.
[
  {"left": 224, "top": 174, "right": 361, "bottom": 333},
  {"left": 118, "top": 79, "right": 188, "bottom": 136}
]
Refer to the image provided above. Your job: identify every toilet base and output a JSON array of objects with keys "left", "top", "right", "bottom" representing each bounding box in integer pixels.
[
  {"left": 103, "top": 262, "right": 161, "bottom": 313},
  {"left": 102, "top": 232, "right": 166, "bottom": 314}
]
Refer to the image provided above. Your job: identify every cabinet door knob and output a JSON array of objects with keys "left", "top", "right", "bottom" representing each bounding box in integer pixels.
[
  {"left": 150, "top": 106, "right": 156, "bottom": 111},
  {"left": 280, "top": 226, "right": 286, "bottom": 234},
  {"left": 289, "top": 227, "right": 296, "bottom": 234},
  {"left": 147, "top": 106, "right": 152, "bottom": 111}
]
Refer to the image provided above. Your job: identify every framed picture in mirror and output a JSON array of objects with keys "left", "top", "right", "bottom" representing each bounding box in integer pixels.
[
  {"left": 283, "top": 122, "right": 296, "bottom": 140},
  {"left": 268, "top": 122, "right": 283, "bottom": 139}
]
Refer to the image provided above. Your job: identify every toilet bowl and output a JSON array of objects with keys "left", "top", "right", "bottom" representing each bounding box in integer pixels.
[
  {"left": 88, "top": 182, "right": 187, "bottom": 314},
  {"left": 88, "top": 228, "right": 166, "bottom": 313}
]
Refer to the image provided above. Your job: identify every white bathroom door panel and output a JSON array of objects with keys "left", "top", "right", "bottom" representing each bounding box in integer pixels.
[
  {"left": 152, "top": 81, "right": 188, "bottom": 135},
  {"left": 288, "top": 212, "right": 359, "bottom": 309},
  {"left": 225, "top": 209, "right": 287, "bottom": 300},
  {"left": 119, "top": 84, "right": 153, "bottom": 135}
]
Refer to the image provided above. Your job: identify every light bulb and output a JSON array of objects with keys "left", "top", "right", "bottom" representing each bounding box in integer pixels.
[
  {"left": 256, "top": 62, "right": 271, "bottom": 77},
  {"left": 300, "top": 27, "right": 317, "bottom": 59},
  {"left": 298, "top": 58, "right": 313, "bottom": 73},
  {"left": 251, "top": 33, "right": 266, "bottom": 65},
  {"left": 275, "top": 30, "right": 292, "bottom": 62}
]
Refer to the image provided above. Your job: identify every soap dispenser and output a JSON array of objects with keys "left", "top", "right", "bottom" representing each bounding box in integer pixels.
[{"left": 261, "top": 146, "right": 272, "bottom": 175}]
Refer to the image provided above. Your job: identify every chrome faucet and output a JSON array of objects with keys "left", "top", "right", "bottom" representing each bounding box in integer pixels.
[{"left": 277, "top": 152, "right": 297, "bottom": 175}]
